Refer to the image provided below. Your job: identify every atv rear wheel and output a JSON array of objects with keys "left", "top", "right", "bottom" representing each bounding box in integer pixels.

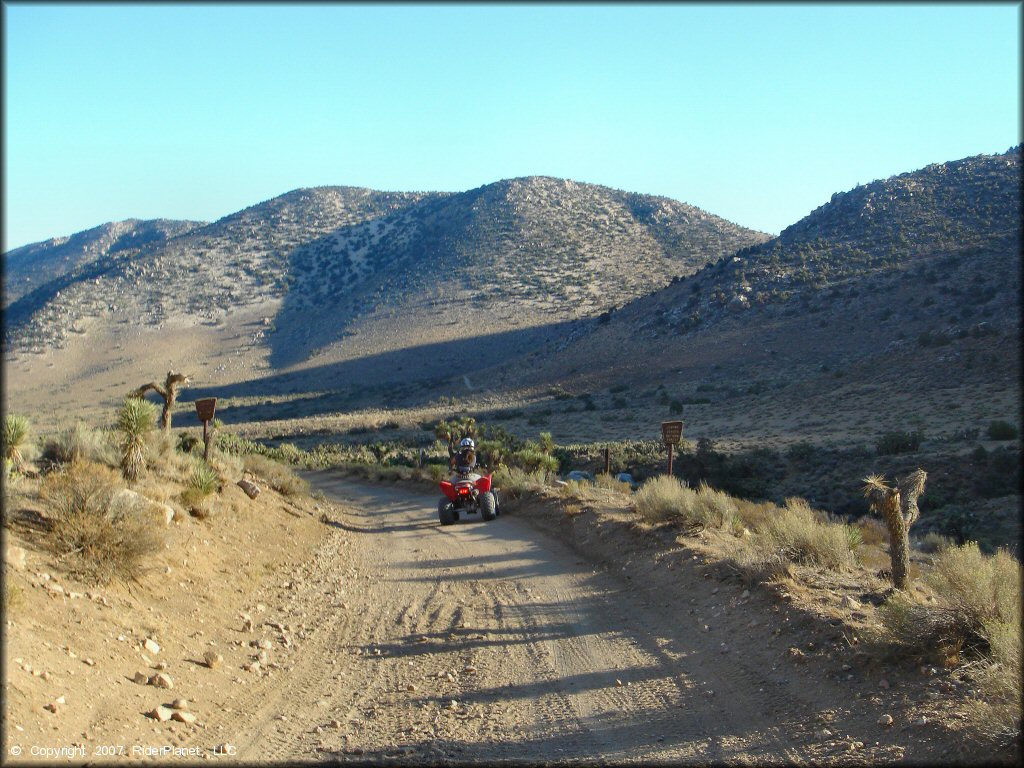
[
  {"left": 438, "top": 498, "right": 456, "bottom": 526},
  {"left": 480, "top": 491, "right": 497, "bottom": 521}
]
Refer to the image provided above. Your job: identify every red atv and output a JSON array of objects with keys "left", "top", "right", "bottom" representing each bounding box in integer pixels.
[{"left": 438, "top": 473, "right": 499, "bottom": 525}]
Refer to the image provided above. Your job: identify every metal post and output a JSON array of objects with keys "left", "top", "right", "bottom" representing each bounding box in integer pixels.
[
  {"left": 604, "top": 447, "right": 611, "bottom": 475},
  {"left": 203, "top": 419, "right": 211, "bottom": 462},
  {"left": 667, "top": 442, "right": 673, "bottom": 477}
]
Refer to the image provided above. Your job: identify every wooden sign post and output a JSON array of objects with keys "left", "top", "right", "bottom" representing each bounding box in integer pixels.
[
  {"left": 661, "top": 420, "right": 683, "bottom": 476},
  {"left": 195, "top": 398, "right": 217, "bottom": 462}
]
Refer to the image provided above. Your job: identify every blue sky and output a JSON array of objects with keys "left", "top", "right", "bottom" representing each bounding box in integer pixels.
[{"left": 2, "top": 2, "right": 1020, "bottom": 251}]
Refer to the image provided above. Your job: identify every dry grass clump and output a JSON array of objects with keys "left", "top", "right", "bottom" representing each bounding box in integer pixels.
[
  {"left": 243, "top": 454, "right": 310, "bottom": 497},
  {"left": 634, "top": 476, "right": 695, "bottom": 523},
  {"left": 593, "top": 473, "right": 634, "bottom": 495},
  {"left": 853, "top": 516, "right": 889, "bottom": 547},
  {"left": 876, "top": 543, "right": 1021, "bottom": 746},
  {"left": 40, "top": 421, "right": 117, "bottom": 468},
  {"left": 633, "top": 476, "right": 736, "bottom": 531},
  {"left": 493, "top": 465, "right": 548, "bottom": 500},
  {"left": 149, "top": 432, "right": 196, "bottom": 478},
  {"left": 3, "top": 581, "right": 26, "bottom": 614},
  {"left": 39, "top": 460, "right": 164, "bottom": 584},
  {"left": 915, "top": 531, "right": 956, "bottom": 554},
  {"left": 741, "top": 498, "right": 858, "bottom": 571}
]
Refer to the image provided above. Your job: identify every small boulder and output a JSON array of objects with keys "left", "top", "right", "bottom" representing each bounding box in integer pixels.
[
  {"left": 878, "top": 714, "right": 893, "bottom": 727},
  {"left": 203, "top": 651, "right": 223, "bottom": 669},
  {"left": 155, "top": 504, "right": 175, "bottom": 526},
  {"left": 148, "top": 706, "right": 174, "bottom": 722},
  {"left": 171, "top": 698, "right": 189, "bottom": 710},
  {"left": 237, "top": 480, "right": 260, "bottom": 500},
  {"left": 171, "top": 710, "right": 197, "bottom": 725},
  {"left": 144, "top": 638, "right": 161, "bottom": 655},
  {"left": 149, "top": 673, "right": 174, "bottom": 689},
  {"left": 133, "top": 671, "right": 150, "bottom": 685}
]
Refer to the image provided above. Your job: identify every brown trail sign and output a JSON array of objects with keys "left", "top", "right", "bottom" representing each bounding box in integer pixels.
[
  {"left": 195, "top": 398, "right": 217, "bottom": 462},
  {"left": 661, "top": 420, "right": 684, "bottom": 476}
]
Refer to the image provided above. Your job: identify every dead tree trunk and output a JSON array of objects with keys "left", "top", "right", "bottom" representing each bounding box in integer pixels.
[
  {"left": 131, "top": 371, "right": 190, "bottom": 433},
  {"left": 863, "top": 469, "right": 928, "bottom": 591}
]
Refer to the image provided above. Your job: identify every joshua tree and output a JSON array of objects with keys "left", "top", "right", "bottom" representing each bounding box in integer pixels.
[
  {"left": 862, "top": 468, "right": 928, "bottom": 591},
  {"left": 118, "top": 397, "right": 158, "bottom": 483},
  {"left": 131, "top": 370, "right": 190, "bottom": 433}
]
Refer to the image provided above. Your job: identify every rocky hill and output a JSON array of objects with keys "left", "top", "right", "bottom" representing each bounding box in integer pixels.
[
  {"left": 271, "top": 176, "right": 769, "bottom": 366},
  {"left": 632, "top": 145, "right": 1022, "bottom": 342},
  {"left": 510, "top": 145, "right": 1021, "bottom": 387},
  {"left": 2, "top": 178, "right": 769, "bottom": 367},
  {"left": 2, "top": 218, "right": 203, "bottom": 306},
  {"left": 2, "top": 187, "right": 435, "bottom": 354}
]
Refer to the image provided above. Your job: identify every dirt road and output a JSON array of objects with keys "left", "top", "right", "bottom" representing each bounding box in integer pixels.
[{"left": 180, "top": 473, "right": 945, "bottom": 765}]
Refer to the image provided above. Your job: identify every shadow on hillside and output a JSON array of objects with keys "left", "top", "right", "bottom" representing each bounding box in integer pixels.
[{"left": 184, "top": 321, "right": 578, "bottom": 424}]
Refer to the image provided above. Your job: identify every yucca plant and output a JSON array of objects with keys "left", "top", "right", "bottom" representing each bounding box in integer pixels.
[
  {"left": 118, "top": 397, "right": 158, "bottom": 483},
  {"left": 2, "top": 414, "right": 31, "bottom": 475}
]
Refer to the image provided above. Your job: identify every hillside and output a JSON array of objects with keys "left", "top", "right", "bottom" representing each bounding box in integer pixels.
[
  {"left": 269, "top": 176, "right": 770, "bottom": 368},
  {"left": 2, "top": 187, "right": 434, "bottom": 355},
  {"left": 2, "top": 219, "right": 203, "bottom": 307},
  {"left": 500, "top": 147, "right": 1021, "bottom": 393},
  {"left": 1, "top": 178, "right": 768, "bottom": 422}
]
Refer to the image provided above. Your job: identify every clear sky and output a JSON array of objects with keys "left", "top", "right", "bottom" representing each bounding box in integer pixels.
[{"left": 2, "top": 2, "right": 1020, "bottom": 251}]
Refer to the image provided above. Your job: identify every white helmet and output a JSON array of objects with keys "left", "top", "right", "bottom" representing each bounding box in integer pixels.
[{"left": 459, "top": 437, "right": 475, "bottom": 450}]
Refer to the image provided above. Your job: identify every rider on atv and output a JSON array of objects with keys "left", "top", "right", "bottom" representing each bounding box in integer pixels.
[{"left": 449, "top": 437, "right": 478, "bottom": 477}]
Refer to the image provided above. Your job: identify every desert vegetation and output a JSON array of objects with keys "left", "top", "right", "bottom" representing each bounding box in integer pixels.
[{"left": 2, "top": 400, "right": 307, "bottom": 585}]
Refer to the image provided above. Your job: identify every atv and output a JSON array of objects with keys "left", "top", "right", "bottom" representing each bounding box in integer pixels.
[{"left": 438, "top": 473, "right": 499, "bottom": 525}]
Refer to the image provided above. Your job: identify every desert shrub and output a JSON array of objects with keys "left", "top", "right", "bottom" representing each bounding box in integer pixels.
[
  {"left": 916, "top": 531, "right": 956, "bottom": 554},
  {"left": 878, "top": 542, "right": 1021, "bottom": 660},
  {"left": 594, "top": 473, "right": 632, "bottom": 495},
  {"left": 177, "top": 432, "right": 201, "bottom": 454},
  {"left": 3, "top": 581, "right": 25, "bottom": 614},
  {"left": 208, "top": 450, "right": 243, "bottom": 484},
  {"left": 40, "top": 422, "right": 119, "bottom": 467},
  {"left": 634, "top": 476, "right": 740, "bottom": 531},
  {"left": 928, "top": 543, "right": 1020, "bottom": 640},
  {"left": 118, "top": 398, "right": 158, "bottom": 482},
  {"left": 2, "top": 414, "right": 32, "bottom": 473},
  {"left": 273, "top": 442, "right": 303, "bottom": 464},
  {"left": 965, "top": 614, "right": 1022, "bottom": 747},
  {"left": 242, "top": 454, "right": 309, "bottom": 497},
  {"left": 750, "top": 498, "right": 857, "bottom": 570},
  {"left": 785, "top": 441, "right": 816, "bottom": 463},
  {"left": 633, "top": 476, "right": 697, "bottom": 523},
  {"left": 512, "top": 447, "right": 559, "bottom": 474},
  {"left": 216, "top": 431, "right": 262, "bottom": 456},
  {"left": 493, "top": 465, "right": 547, "bottom": 500},
  {"left": 878, "top": 545, "right": 1023, "bottom": 746},
  {"left": 40, "top": 460, "right": 163, "bottom": 583},
  {"left": 986, "top": 420, "right": 1019, "bottom": 441},
  {"left": 875, "top": 430, "right": 924, "bottom": 455}
]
